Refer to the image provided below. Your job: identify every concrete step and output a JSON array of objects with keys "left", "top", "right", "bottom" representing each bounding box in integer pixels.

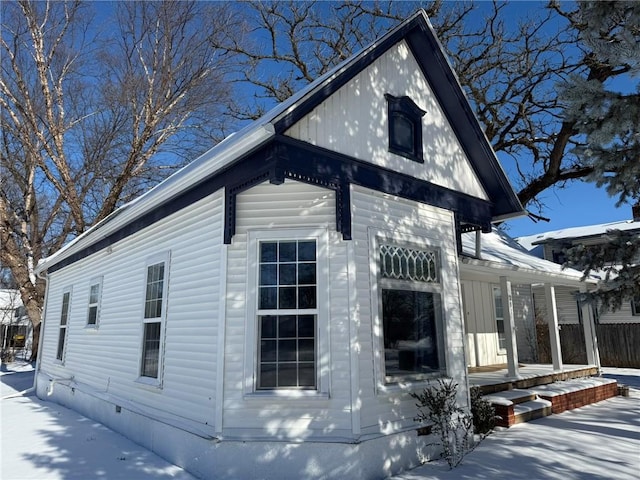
[{"left": 512, "top": 398, "right": 553, "bottom": 425}]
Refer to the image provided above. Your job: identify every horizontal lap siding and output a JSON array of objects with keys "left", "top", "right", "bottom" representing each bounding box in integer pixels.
[
  {"left": 223, "top": 181, "right": 352, "bottom": 438},
  {"left": 40, "top": 192, "right": 223, "bottom": 428},
  {"left": 350, "top": 186, "right": 466, "bottom": 434}
]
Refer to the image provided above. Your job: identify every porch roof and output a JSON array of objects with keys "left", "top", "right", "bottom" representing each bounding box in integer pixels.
[{"left": 460, "top": 229, "right": 594, "bottom": 287}]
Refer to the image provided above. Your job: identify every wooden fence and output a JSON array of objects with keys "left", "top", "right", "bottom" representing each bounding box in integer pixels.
[{"left": 535, "top": 323, "right": 640, "bottom": 368}]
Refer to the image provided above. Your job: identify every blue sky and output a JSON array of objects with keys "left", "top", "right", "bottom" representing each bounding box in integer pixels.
[{"left": 503, "top": 181, "right": 633, "bottom": 238}]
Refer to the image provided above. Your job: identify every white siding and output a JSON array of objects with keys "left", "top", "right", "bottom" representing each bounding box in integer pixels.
[
  {"left": 222, "top": 180, "right": 353, "bottom": 440},
  {"left": 39, "top": 191, "right": 224, "bottom": 432},
  {"left": 349, "top": 185, "right": 466, "bottom": 435},
  {"left": 285, "top": 40, "right": 488, "bottom": 201}
]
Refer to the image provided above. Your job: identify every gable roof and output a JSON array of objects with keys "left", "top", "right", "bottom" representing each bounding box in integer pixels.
[{"left": 37, "top": 10, "right": 523, "bottom": 274}]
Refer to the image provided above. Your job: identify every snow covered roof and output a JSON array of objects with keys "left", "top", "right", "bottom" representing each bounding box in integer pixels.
[
  {"left": 517, "top": 219, "right": 640, "bottom": 248},
  {"left": 461, "top": 229, "right": 592, "bottom": 285}
]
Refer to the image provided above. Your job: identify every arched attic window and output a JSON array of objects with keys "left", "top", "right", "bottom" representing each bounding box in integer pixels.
[{"left": 385, "top": 93, "right": 426, "bottom": 163}]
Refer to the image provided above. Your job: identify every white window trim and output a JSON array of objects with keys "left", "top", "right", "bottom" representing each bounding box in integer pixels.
[
  {"left": 369, "top": 229, "right": 446, "bottom": 391},
  {"left": 85, "top": 276, "right": 103, "bottom": 328},
  {"left": 492, "top": 285, "right": 507, "bottom": 354},
  {"left": 243, "top": 227, "right": 330, "bottom": 398},
  {"left": 137, "top": 251, "right": 171, "bottom": 387},
  {"left": 631, "top": 297, "right": 640, "bottom": 316},
  {"left": 55, "top": 286, "right": 73, "bottom": 365}
]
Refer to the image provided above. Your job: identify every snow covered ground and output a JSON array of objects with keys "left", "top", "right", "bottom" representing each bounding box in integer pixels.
[{"left": 1, "top": 363, "right": 639, "bottom": 480}]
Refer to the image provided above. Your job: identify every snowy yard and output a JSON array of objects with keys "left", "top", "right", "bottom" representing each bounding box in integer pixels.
[{"left": 1, "top": 363, "right": 639, "bottom": 480}]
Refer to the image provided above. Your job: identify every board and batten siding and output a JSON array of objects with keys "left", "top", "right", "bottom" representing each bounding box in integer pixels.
[
  {"left": 222, "top": 180, "right": 354, "bottom": 440},
  {"left": 461, "top": 280, "right": 505, "bottom": 367},
  {"left": 285, "top": 40, "right": 488, "bottom": 201},
  {"left": 349, "top": 185, "right": 466, "bottom": 436},
  {"left": 39, "top": 191, "right": 224, "bottom": 433}
]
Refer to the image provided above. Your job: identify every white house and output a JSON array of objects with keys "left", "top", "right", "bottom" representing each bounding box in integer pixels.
[
  {"left": 1, "top": 289, "right": 31, "bottom": 361},
  {"left": 33, "top": 11, "right": 598, "bottom": 479}
]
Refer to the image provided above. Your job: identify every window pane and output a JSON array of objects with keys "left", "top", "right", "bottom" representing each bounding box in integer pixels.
[
  {"left": 298, "top": 241, "right": 316, "bottom": 261},
  {"left": 261, "top": 315, "right": 277, "bottom": 338},
  {"left": 382, "top": 289, "right": 440, "bottom": 376},
  {"left": 259, "top": 287, "right": 277, "bottom": 309},
  {"left": 278, "top": 315, "right": 296, "bottom": 338},
  {"left": 279, "top": 287, "right": 296, "bottom": 309},
  {"left": 279, "top": 242, "right": 296, "bottom": 262},
  {"left": 298, "top": 264, "right": 316, "bottom": 285},
  {"left": 298, "top": 286, "right": 316, "bottom": 309},
  {"left": 298, "top": 339, "right": 315, "bottom": 362},
  {"left": 56, "top": 328, "right": 66, "bottom": 361},
  {"left": 278, "top": 364, "right": 298, "bottom": 387},
  {"left": 278, "top": 339, "right": 297, "bottom": 361},
  {"left": 392, "top": 113, "right": 414, "bottom": 153},
  {"left": 60, "top": 292, "right": 70, "bottom": 325},
  {"left": 141, "top": 322, "right": 161, "bottom": 378},
  {"left": 259, "top": 363, "right": 277, "bottom": 388},
  {"left": 279, "top": 264, "right": 296, "bottom": 285},
  {"left": 260, "top": 242, "right": 277, "bottom": 262},
  {"left": 298, "top": 363, "right": 315, "bottom": 387},
  {"left": 260, "top": 264, "right": 277, "bottom": 286},
  {"left": 297, "top": 315, "right": 315, "bottom": 338},
  {"left": 87, "top": 306, "right": 98, "bottom": 325},
  {"left": 89, "top": 284, "right": 100, "bottom": 304},
  {"left": 260, "top": 340, "right": 277, "bottom": 362}
]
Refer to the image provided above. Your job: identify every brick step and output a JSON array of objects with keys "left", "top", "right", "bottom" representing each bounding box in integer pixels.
[
  {"left": 512, "top": 399, "right": 553, "bottom": 425},
  {"left": 485, "top": 376, "right": 618, "bottom": 428},
  {"left": 483, "top": 388, "right": 536, "bottom": 406}
]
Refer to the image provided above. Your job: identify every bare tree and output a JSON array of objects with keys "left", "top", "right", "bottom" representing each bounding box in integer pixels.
[
  {"left": 215, "top": 1, "right": 637, "bottom": 217},
  {"left": 0, "top": 0, "right": 237, "bottom": 359}
]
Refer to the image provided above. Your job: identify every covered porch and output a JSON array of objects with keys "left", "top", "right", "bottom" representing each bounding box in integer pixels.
[{"left": 459, "top": 230, "right": 601, "bottom": 384}]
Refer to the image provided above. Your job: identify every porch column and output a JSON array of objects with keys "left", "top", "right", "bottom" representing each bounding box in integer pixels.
[
  {"left": 500, "top": 276, "right": 520, "bottom": 379},
  {"left": 579, "top": 285, "right": 601, "bottom": 371},
  {"left": 544, "top": 283, "right": 563, "bottom": 372}
]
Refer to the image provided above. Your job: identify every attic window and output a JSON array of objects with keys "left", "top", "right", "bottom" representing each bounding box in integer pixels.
[{"left": 385, "top": 93, "right": 426, "bottom": 163}]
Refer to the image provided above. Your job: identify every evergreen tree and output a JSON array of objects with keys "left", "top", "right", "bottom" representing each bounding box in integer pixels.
[{"left": 559, "top": 1, "right": 640, "bottom": 311}]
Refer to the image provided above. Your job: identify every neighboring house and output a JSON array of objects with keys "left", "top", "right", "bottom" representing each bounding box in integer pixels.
[
  {"left": 33, "top": 11, "right": 598, "bottom": 479},
  {"left": 517, "top": 214, "right": 640, "bottom": 368},
  {"left": 0, "top": 289, "right": 31, "bottom": 360},
  {"left": 518, "top": 215, "right": 640, "bottom": 325}
]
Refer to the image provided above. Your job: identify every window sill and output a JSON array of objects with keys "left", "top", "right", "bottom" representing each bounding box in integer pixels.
[
  {"left": 84, "top": 325, "right": 99, "bottom": 331},
  {"left": 379, "top": 373, "right": 446, "bottom": 394},
  {"left": 243, "top": 390, "right": 329, "bottom": 401},
  {"left": 135, "top": 376, "right": 163, "bottom": 390}
]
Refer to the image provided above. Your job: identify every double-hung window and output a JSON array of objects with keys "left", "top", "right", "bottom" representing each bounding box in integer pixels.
[
  {"left": 378, "top": 242, "right": 444, "bottom": 382},
  {"left": 56, "top": 289, "right": 72, "bottom": 362},
  {"left": 257, "top": 239, "right": 317, "bottom": 389},
  {"left": 86, "top": 277, "right": 103, "bottom": 327},
  {"left": 140, "top": 254, "right": 169, "bottom": 381},
  {"left": 247, "top": 229, "right": 328, "bottom": 394}
]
